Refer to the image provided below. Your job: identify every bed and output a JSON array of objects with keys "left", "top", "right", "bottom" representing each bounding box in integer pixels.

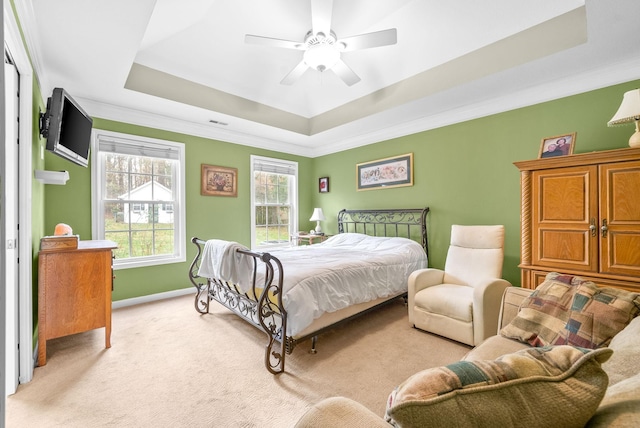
[{"left": 188, "top": 207, "right": 429, "bottom": 374}]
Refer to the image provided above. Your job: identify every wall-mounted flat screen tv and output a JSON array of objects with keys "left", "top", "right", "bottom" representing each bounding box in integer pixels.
[{"left": 41, "top": 87, "right": 93, "bottom": 167}]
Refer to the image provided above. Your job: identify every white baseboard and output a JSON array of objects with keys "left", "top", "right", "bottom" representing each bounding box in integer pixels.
[{"left": 112, "top": 287, "right": 195, "bottom": 309}]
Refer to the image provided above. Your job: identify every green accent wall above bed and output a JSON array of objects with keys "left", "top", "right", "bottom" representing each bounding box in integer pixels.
[
  {"left": 310, "top": 79, "right": 640, "bottom": 286},
  {"left": 41, "top": 79, "right": 640, "bottom": 300}
]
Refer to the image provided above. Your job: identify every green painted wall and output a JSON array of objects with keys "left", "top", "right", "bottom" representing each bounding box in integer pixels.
[
  {"left": 310, "top": 80, "right": 640, "bottom": 286},
  {"left": 40, "top": 80, "right": 640, "bottom": 301},
  {"left": 42, "top": 121, "right": 313, "bottom": 300}
]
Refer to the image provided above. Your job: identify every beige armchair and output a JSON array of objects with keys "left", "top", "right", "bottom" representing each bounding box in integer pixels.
[{"left": 408, "top": 225, "right": 511, "bottom": 346}]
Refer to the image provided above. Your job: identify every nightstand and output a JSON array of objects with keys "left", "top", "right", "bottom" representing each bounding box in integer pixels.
[{"left": 291, "top": 233, "right": 330, "bottom": 246}]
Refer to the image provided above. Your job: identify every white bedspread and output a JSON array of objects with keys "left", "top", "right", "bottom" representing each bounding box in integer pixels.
[{"left": 267, "top": 233, "right": 428, "bottom": 336}]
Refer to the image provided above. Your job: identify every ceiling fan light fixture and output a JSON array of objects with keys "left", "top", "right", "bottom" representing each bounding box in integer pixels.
[
  {"left": 303, "top": 43, "right": 339, "bottom": 72},
  {"left": 245, "top": 0, "right": 397, "bottom": 85}
]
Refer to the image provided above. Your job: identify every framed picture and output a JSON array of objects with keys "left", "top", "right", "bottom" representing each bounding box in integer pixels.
[
  {"left": 356, "top": 153, "right": 413, "bottom": 191},
  {"left": 319, "top": 177, "right": 329, "bottom": 193},
  {"left": 539, "top": 133, "right": 576, "bottom": 159},
  {"left": 201, "top": 164, "right": 238, "bottom": 197}
]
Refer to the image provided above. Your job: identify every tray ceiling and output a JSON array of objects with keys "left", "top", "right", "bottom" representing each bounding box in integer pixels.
[{"left": 18, "top": 0, "right": 640, "bottom": 156}]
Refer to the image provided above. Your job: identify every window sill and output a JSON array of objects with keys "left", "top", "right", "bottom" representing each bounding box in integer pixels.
[{"left": 114, "top": 255, "right": 186, "bottom": 270}]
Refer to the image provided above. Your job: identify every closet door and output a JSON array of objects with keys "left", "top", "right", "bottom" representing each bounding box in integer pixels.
[
  {"left": 599, "top": 160, "right": 640, "bottom": 277},
  {"left": 531, "top": 165, "right": 598, "bottom": 272}
]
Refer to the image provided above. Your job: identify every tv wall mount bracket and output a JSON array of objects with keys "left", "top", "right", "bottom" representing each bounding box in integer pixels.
[{"left": 39, "top": 107, "right": 50, "bottom": 138}]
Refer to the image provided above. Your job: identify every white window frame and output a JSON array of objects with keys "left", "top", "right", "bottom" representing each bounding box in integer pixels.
[
  {"left": 91, "top": 129, "right": 186, "bottom": 269},
  {"left": 250, "top": 155, "right": 298, "bottom": 250}
]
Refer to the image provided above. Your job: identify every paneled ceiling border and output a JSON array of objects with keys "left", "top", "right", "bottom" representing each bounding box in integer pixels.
[{"left": 124, "top": 6, "right": 586, "bottom": 137}]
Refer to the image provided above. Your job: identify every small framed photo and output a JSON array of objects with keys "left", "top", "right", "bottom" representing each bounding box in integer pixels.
[
  {"left": 539, "top": 133, "right": 576, "bottom": 158},
  {"left": 201, "top": 164, "right": 238, "bottom": 197},
  {"left": 319, "top": 177, "right": 329, "bottom": 193}
]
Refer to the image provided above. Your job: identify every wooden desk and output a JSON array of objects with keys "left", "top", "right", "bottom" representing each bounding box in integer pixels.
[{"left": 38, "top": 239, "right": 117, "bottom": 366}]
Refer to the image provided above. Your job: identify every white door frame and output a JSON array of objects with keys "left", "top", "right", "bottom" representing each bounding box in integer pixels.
[
  {"left": 4, "top": 58, "right": 19, "bottom": 396},
  {"left": 4, "top": 0, "right": 35, "bottom": 386}
]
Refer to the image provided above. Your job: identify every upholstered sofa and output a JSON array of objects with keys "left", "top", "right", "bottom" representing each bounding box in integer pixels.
[{"left": 295, "top": 279, "right": 640, "bottom": 427}]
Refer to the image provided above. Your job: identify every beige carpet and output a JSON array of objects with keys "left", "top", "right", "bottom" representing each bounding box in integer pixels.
[{"left": 6, "top": 294, "right": 470, "bottom": 427}]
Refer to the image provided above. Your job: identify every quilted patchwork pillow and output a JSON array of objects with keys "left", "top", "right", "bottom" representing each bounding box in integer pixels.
[
  {"left": 384, "top": 345, "right": 612, "bottom": 428},
  {"left": 500, "top": 272, "right": 640, "bottom": 348}
]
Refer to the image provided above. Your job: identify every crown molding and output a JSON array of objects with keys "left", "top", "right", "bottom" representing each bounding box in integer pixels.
[
  {"left": 308, "top": 56, "right": 640, "bottom": 157},
  {"left": 81, "top": 99, "right": 316, "bottom": 157},
  {"left": 12, "top": 0, "right": 48, "bottom": 104},
  {"left": 82, "top": 56, "right": 640, "bottom": 159}
]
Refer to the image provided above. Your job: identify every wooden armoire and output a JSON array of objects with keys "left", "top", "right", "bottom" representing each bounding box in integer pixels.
[{"left": 514, "top": 147, "right": 640, "bottom": 292}]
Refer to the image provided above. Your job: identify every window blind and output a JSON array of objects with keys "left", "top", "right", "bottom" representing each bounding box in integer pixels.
[
  {"left": 97, "top": 135, "right": 180, "bottom": 160},
  {"left": 252, "top": 156, "right": 297, "bottom": 175}
]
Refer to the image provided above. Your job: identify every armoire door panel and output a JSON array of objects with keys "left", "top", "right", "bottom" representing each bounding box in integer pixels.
[
  {"left": 605, "top": 233, "right": 640, "bottom": 274},
  {"left": 538, "top": 174, "right": 590, "bottom": 222},
  {"left": 603, "top": 165, "right": 640, "bottom": 222},
  {"left": 535, "top": 229, "right": 594, "bottom": 269},
  {"left": 600, "top": 160, "right": 640, "bottom": 276},
  {"left": 531, "top": 165, "right": 598, "bottom": 272},
  {"left": 601, "top": 230, "right": 640, "bottom": 276}
]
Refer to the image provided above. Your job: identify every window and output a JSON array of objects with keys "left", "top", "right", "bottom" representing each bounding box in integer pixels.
[
  {"left": 92, "top": 130, "right": 186, "bottom": 269},
  {"left": 250, "top": 155, "right": 298, "bottom": 249}
]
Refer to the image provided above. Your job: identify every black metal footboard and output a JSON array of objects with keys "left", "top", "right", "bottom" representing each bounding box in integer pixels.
[{"left": 188, "top": 237, "right": 289, "bottom": 374}]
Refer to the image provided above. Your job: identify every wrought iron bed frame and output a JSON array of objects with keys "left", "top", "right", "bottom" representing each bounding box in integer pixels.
[{"left": 188, "top": 207, "right": 429, "bottom": 374}]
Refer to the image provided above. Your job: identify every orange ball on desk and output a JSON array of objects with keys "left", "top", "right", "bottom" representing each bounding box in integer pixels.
[{"left": 54, "top": 223, "right": 73, "bottom": 236}]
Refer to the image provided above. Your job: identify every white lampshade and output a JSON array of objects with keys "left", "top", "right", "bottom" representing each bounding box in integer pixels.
[
  {"left": 309, "top": 208, "right": 325, "bottom": 233},
  {"left": 309, "top": 208, "right": 325, "bottom": 221},
  {"left": 608, "top": 88, "right": 640, "bottom": 148}
]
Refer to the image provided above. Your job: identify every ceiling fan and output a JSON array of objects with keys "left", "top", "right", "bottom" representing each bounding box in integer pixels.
[{"left": 245, "top": 0, "right": 397, "bottom": 86}]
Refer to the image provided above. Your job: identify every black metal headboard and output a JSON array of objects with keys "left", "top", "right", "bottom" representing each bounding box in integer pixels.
[{"left": 337, "top": 207, "right": 430, "bottom": 257}]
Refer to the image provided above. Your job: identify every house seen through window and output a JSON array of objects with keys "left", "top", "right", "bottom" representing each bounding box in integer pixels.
[
  {"left": 92, "top": 130, "right": 186, "bottom": 269},
  {"left": 250, "top": 155, "right": 298, "bottom": 249}
]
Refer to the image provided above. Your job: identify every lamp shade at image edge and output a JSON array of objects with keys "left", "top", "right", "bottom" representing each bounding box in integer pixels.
[{"left": 607, "top": 88, "right": 640, "bottom": 148}]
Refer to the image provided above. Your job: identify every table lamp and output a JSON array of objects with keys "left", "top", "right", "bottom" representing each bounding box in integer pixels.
[
  {"left": 309, "top": 208, "right": 325, "bottom": 234},
  {"left": 608, "top": 88, "right": 640, "bottom": 148}
]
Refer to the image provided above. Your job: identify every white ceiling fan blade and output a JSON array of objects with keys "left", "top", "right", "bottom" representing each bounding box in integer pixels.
[
  {"left": 281, "top": 60, "right": 309, "bottom": 85},
  {"left": 339, "top": 28, "right": 397, "bottom": 51},
  {"left": 332, "top": 59, "right": 361, "bottom": 86},
  {"left": 311, "top": 0, "right": 333, "bottom": 36},
  {"left": 245, "top": 34, "right": 305, "bottom": 50}
]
